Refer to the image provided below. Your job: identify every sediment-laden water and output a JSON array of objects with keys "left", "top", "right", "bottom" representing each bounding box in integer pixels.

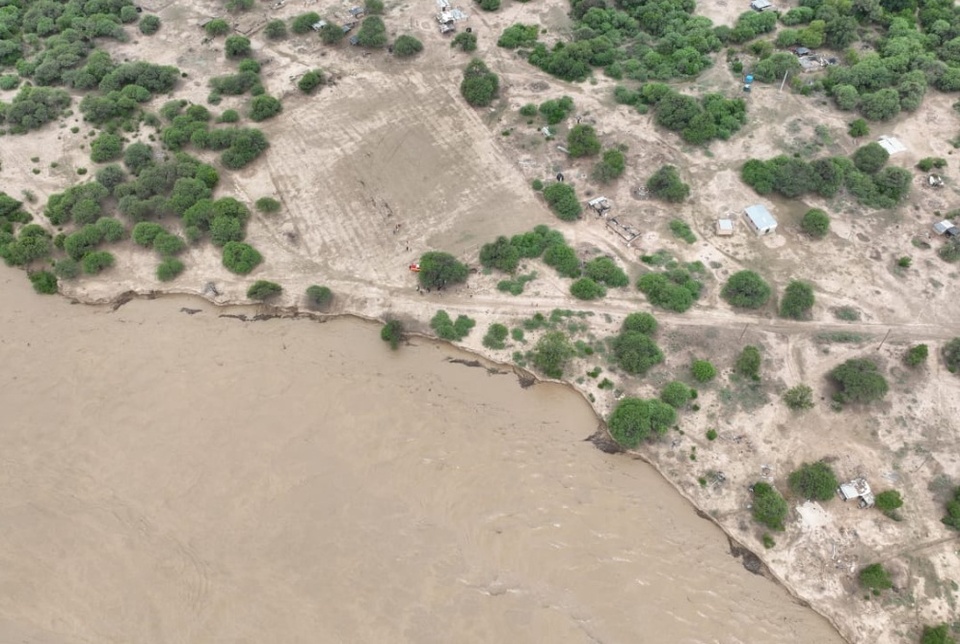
[{"left": 0, "top": 267, "right": 843, "bottom": 643}]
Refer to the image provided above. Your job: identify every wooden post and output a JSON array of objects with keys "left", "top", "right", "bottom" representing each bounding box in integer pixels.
[
  {"left": 877, "top": 329, "right": 891, "bottom": 351},
  {"left": 779, "top": 70, "right": 789, "bottom": 93},
  {"left": 739, "top": 324, "right": 749, "bottom": 342}
]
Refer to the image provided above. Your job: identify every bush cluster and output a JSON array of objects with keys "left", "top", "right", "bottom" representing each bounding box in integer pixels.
[
  {"left": 479, "top": 225, "right": 567, "bottom": 276},
  {"left": 752, "top": 482, "right": 788, "bottom": 531},
  {"left": 613, "top": 329, "right": 663, "bottom": 376},
  {"left": 430, "top": 310, "right": 475, "bottom": 341},
  {"left": 306, "top": 285, "right": 332, "bottom": 308},
  {"left": 357, "top": 16, "right": 388, "bottom": 48},
  {"left": 735, "top": 346, "right": 761, "bottom": 381},
  {"left": 394, "top": 35, "right": 423, "bottom": 58},
  {"left": 800, "top": 208, "right": 830, "bottom": 238},
  {"left": 788, "top": 461, "right": 838, "bottom": 501},
  {"left": 381, "top": 319, "right": 404, "bottom": 350},
  {"left": 418, "top": 251, "right": 468, "bottom": 290},
  {"left": 537, "top": 96, "right": 574, "bottom": 125},
  {"left": 721, "top": 270, "right": 771, "bottom": 309},
  {"left": 646, "top": 165, "right": 689, "bottom": 202},
  {"left": 607, "top": 397, "right": 677, "bottom": 448},
  {"left": 452, "top": 32, "right": 477, "bottom": 52},
  {"left": 584, "top": 256, "right": 628, "bottom": 287},
  {"left": 222, "top": 241, "right": 263, "bottom": 274},
  {"left": 460, "top": 58, "right": 499, "bottom": 107},
  {"left": 780, "top": 280, "right": 814, "bottom": 320},
  {"left": 829, "top": 358, "right": 888, "bottom": 404},
  {"left": 482, "top": 323, "right": 509, "bottom": 350},
  {"left": 298, "top": 70, "right": 325, "bottom": 94},
  {"left": 566, "top": 124, "right": 600, "bottom": 157},
  {"left": 570, "top": 277, "right": 606, "bottom": 300},
  {"left": 592, "top": 149, "right": 626, "bottom": 183},
  {"left": 541, "top": 183, "right": 582, "bottom": 221},
  {"left": 783, "top": 384, "right": 814, "bottom": 411},
  {"left": 617, "top": 84, "right": 746, "bottom": 144},
  {"left": 637, "top": 268, "right": 703, "bottom": 313},
  {"left": 247, "top": 280, "right": 282, "bottom": 301}
]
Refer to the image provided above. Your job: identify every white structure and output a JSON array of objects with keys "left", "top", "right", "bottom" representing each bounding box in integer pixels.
[
  {"left": 716, "top": 218, "right": 734, "bottom": 236},
  {"left": 877, "top": 135, "right": 907, "bottom": 155},
  {"left": 934, "top": 220, "right": 955, "bottom": 235},
  {"left": 838, "top": 477, "right": 875, "bottom": 508},
  {"left": 588, "top": 196, "right": 611, "bottom": 215},
  {"left": 743, "top": 204, "right": 778, "bottom": 235},
  {"left": 750, "top": 0, "right": 772, "bottom": 10}
]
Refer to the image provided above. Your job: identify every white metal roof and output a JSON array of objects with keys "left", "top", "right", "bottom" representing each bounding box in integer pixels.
[
  {"left": 744, "top": 204, "right": 777, "bottom": 230},
  {"left": 934, "top": 220, "right": 954, "bottom": 234},
  {"left": 717, "top": 219, "right": 734, "bottom": 231},
  {"left": 877, "top": 135, "right": 907, "bottom": 155}
]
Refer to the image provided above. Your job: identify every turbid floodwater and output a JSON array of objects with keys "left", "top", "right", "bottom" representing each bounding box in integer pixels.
[{"left": 0, "top": 266, "right": 845, "bottom": 644}]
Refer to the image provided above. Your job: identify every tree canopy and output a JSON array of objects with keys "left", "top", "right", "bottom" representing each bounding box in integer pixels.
[
  {"left": 608, "top": 398, "right": 676, "bottom": 448},
  {"left": 830, "top": 358, "right": 889, "bottom": 404},
  {"left": 419, "top": 251, "right": 468, "bottom": 289},
  {"left": 721, "top": 271, "right": 771, "bottom": 309},
  {"left": 460, "top": 58, "right": 499, "bottom": 107},
  {"left": 788, "top": 461, "right": 838, "bottom": 501}
]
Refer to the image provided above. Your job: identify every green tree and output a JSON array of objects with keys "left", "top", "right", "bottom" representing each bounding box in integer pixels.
[
  {"left": 532, "top": 331, "right": 575, "bottom": 378},
  {"left": 394, "top": 35, "right": 423, "bottom": 58},
  {"left": 205, "top": 19, "right": 230, "bottom": 37},
  {"left": 537, "top": 96, "right": 574, "bottom": 125},
  {"left": 96, "top": 164, "right": 127, "bottom": 190},
  {"left": 646, "top": 165, "right": 690, "bottom": 202},
  {"left": 780, "top": 280, "right": 814, "bottom": 319},
  {"left": 858, "top": 563, "right": 893, "bottom": 592},
  {"left": 291, "top": 12, "right": 321, "bottom": 34},
  {"left": 875, "top": 490, "right": 903, "bottom": 515},
  {"left": 783, "top": 384, "right": 814, "bottom": 411},
  {"left": 132, "top": 222, "right": 166, "bottom": 247},
  {"left": 124, "top": 142, "right": 155, "bottom": 175},
  {"left": 255, "top": 197, "right": 282, "bottom": 213},
  {"left": 90, "top": 133, "right": 123, "bottom": 163},
  {"left": 306, "top": 285, "right": 332, "bottom": 308},
  {"left": 82, "top": 251, "right": 115, "bottom": 274},
  {"left": 943, "top": 486, "right": 960, "bottom": 530},
  {"left": 265, "top": 19, "right": 287, "bottom": 39},
  {"left": 320, "top": 22, "right": 345, "bottom": 44},
  {"left": 460, "top": 58, "right": 499, "bottom": 107},
  {"left": 852, "top": 142, "right": 890, "bottom": 174},
  {"left": 622, "top": 312, "right": 657, "bottom": 335},
  {"left": 904, "top": 344, "right": 928, "bottom": 367},
  {"left": 736, "top": 345, "right": 761, "bottom": 380},
  {"left": 451, "top": 32, "right": 477, "bottom": 52},
  {"left": 139, "top": 15, "right": 161, "bottom": 35},
  {"left": 830, "top": 358, "right": 888, "bottom": 404},
  {"left": 227, "top": 0, "right": 254, "bottom": 11},
  {"left": 722, "top": 271, "right": 771, "bottom": 309},
  {"left": 222, "top": 241, "right": 263, "bottom": 274},
  {"left": 570, "top": 277, "right": 606, "bottom": 300},
  {"left": 154, "top": 232, "right": 186, "bottom": 257},
  {"left": 943, "top": 338, "right": 960, "bottom": 373},
  {"left": 800, "top": 208, "right": 830, "bottom": 238},
  {"left": 859, "top": 88, "right": 901, "bottom": 121},
  {"left": 95, "top": 217, "right": 125, "bottom": 242},
  {"left": 156, "top": 258, "right": 184, "bottom": 281},
  {"left": 298, "top": 70, "right": 325, "bottom": 93},
  {"left": 365, "top": 0, "right": 385, "bottom": 13},
  {"left": 381, "top": 319, "right": 404, "bottom": 349},
  {"left": 478, "top": 0, "right": 501, "bottom": 10},
  {"left": 29, "top": 270, "right": 58, "bottom": 294},
  {"left": 356, "top": 16, "right": 388, "bottom": 48},
  {"left": 752, "top": 482, "right": 789, "bottom": 530},
  {"left": 691, "top": 359, "right": 716, "bottom": 383},
  {"left": 247, "top": 280, "right": 282, "bottom": 301},
  {"left": 567, "top": 124, "right": 601, "bottom": 157},
  {"left": 541, "top": 183, "right": 581, "bottom": 221},
  {"left": 419, "top": 251, "right": 468, "bottom": 289},
  {"left": 636, "top": 270, "right": 702, "bottom": 313},
  {"left": 612, "top": 332, "right": 663, "bottom": 375},
  {"left": 54, "top": 259, "right": 81, "bottom": 280},
  {"left": 497, "top": 23, "right": 539, "bottom": 49},
  {"left": 848, "top": 118, "right": 869, "bottom": 137},
  {"left": 249, "top": 95, "right": 282, "bottom": 122},
  {"left": 225, "top": 35, "right": 252, "bottom": 58},
  {"left": 788, "top": 461, "right": 838, "bottom": 501},
  {"left": 660, "top": 381, "right": 691, "bottom": 409},
  {"left": 607, "top": 397, "right": 677, "bottom": 447},
  {"left": 479, "top": 236, "right": 520, "bottom": 273},
  {"left": 430, "top": 310, "right": 475, "bottom": 340},
  {"left": 584, "top": 256, "right": 628, "bottom": 287},
  {"left": 921, "top": 624, "right": 956, "bottom": 644},
  {"left": 482, "top": 323, "right": 509, "bottom": 349},
  {"left": 592, "top": 149, "right": 626, "bottom": 183}
]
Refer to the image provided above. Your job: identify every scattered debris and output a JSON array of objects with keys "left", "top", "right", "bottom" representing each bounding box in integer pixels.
[
  {"left": 750, "top": 0, "right": 772, "bottom": 11},
  {"left": 928, "top": 174, "right": 944, "bottom": 188},
  {"left": 588, "top": 196, "right": 611, "bottom": 216}
]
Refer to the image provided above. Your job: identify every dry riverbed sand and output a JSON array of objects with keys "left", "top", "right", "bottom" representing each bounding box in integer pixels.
[{"left": 1, "top": 0, "right": 960, "bottom": 642}]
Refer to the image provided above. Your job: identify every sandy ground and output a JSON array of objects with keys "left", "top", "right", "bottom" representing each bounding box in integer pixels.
[
  {"left": 2, "top": 0, "right": 960, "bottom": 641},
  {"left": 0, "top": 266, "right": 845, "bottom": 644}
]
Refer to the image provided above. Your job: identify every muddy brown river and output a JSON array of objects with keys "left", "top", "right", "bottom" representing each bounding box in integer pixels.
[{"left": 0, "top": 267, "right": 844, "bottom": 643}]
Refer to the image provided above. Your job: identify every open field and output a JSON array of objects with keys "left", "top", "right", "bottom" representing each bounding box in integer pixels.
[{"left": 2, "top": 0, "right": 960, "bottom": 642}]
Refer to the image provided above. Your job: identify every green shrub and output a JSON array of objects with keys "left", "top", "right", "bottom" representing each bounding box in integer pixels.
[
  {"left": 920, "top": 624, "right": 955, "bottom": 644},
  {"left": 904, "top": 344, "right": 928, "bottom": 367},
  {"left": 830, "top": 358, "right": 888, "bottom": 404},
  {"left": 497, "top": 23, "right": 539, "bottom": 49},
  {"left": 943, "top": 486, "right": 960, "bottom": 530},
  {"left": 225, "top": 36, "right": 252, "bottom": 59},
  {"left": 222, "top": 241, "right": 263, "bottom": 274},
  {"left": 452, "top": 32, "right": 478, "bottom": 52},
  {"left": 543, "top": 242, "right": 580, "bottom": 278},
  {"left": 762, "top": 533, "right": 775, "bottom": 548},
  {"left": 584, "top": 256, "right": 628, "bottom": 287},
  {"left": 800, "top": 208, "right": 830, "bottom": 238},
  {"left": 132, "top": 222, "right": 166, "bottom": 247},
  {"left": 735, "top": 345, "right": 761, "bottom": 380},
  {"left": 381, "top": 319, "right": 404, "bottom": 349},
  {"left": 366, "top": 0, "right": 385, "bottom": 13},
  {"left": 570, "top": 277, "right": 606, "bottom": 300},
  {"left": 531, "top": 330, "right": 575, "bottom": 378},
  {"left": 247, "top": 280, "right": 282, "bottom": 301},
  {"left": 96, "top": 164, "right": 127, "bottom": 190},
  {"left": 660, "top": 381, "right": 691, "bottom": 408},
  {"left": 691, "top": 359, "right": 716, "bottom": 383},
  {"left": 153, "top": 232, "right": 186, "bottom": 256},
  {"left": 139, "top": 15, "right": 161, "bottom": 35},
  {"left": 612, "top": 332, "right": 663, "bottom": 375},
  {"left": 852, "top": 142, "right": 890, "bottom": 174},
  {"left": 706, "top": 428, "right": 718, "bottom": 440},
  {"left": 608, "top": 397, "right": 677, "bottom": 447},
  {"left": 255, "top": 197, "right": 281, "bottom": 213},
  {"left": 622, "top": 312, "right": 657, "bottom": 335},
  {"left": 788, "top": 461, "right": 838, "bottom": 501},
  {"left": 943, "top": 338, "right": 960, "bottom": 373},
  {"left": 227, "top": 0, "right": 254, "bottom": 11},
  {"left": 780, "top": 280, "right": 814, "bottom": 319},
  {"left": 357, "top": 16, "right": 388, "bottom": 48},
  {"left": 478, "top": 0, "right": 501, "bottom": 10},
  {"left": 875, "top": 490, "right": 903, "bottom": 514},
  {"left": 479, "top": 236, "right": 520, "bottom": 273},
  {"left": 567, "top": 124, "right": 600, "bottom": 157},
  {"left": 306, "top": 285, "right": 332, "bottom": 308},
  {"left": 156, "top": 258, "right": 185, "bottom": 281},
  {"left": 592, "top": 149, "right": 626, "bottom": 183},
  {"left": 917, "top": 157, "right": 947, "bottom": 172},
  {"left": 218, "top": 109, "right": 241, "bottom": 124},
  {"left": 848, "top": 118, "right": 869, "bottom": 137},
  {"left": 430, "top": 310, "right": 475, "bottom": 341},
  {"left": 292, "top": 12, "right": 322, "bottom": 35},
  {"left": 298, "top": 70, "right": 325, "bottom": 94},
  {"left": 460, "top": 58, "right": 498, "bottom": 107},
  {"left": 418, "top": 251, "right": 468, "bottom": 289},
  {"left": 858, "top": 563, "right": 893, "bottom": 592},
  {"left": 482, "top": 323, "right": 509, "bottom": 350},
  {"left": 90, "top": 133, "right": 123, "bottom": 163},
  {"left": 82, "top": 250, "right": 115, "bottom": 274},
  {"left": 722, "top": 270, "right": 771, "bottom": 309},
  {"left": 669, "top": 219, "right": 695, "bottom": 243},
  {"left": 646, "top": 165, "right": 689, "bottom": 202},
  {"left": 95, "top": 217, "right": 126, "bottom": 242},
  {"left": 320, "top": 22, "right": 346, "bottom": 44},
  {"left": 0, "top": 74, "right": 20, "bottom": 90},
  {"left": 783, "top": 384, "right": 814, "bottom": 410},
  {"left": 249, "top": 95, "right": 282, "bottom": 122},
  {"left": 29, "top": 270, "right": 58, "bottom": 294},
  {"left": 941, "top": 239, "right": 960, "bottom": 264},
  {"left": 752, "top": 482, "right": 788, "bottom": 530},
  {"left": 54, "top": 258, "right": 81, "bottom": 280},
  {"left": 519, "top": 103, "right": 538, "bottom": 117},
  {"left": 541, "top": 183, "right": 581, "bottom": 221},
  {"left": 265, "top": 19, "right": 287, "bottom": 39},
  {"left": 394, "top": 35, "right": 423, "bottom": 57}
]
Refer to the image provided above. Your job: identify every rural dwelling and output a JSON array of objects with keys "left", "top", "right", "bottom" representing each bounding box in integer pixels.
[
  {"left": 743, "top": 204, "right": 777, "bottom": 235},
  {"left": 934, "top": 220, "right": 954, "bottom": 235},
  {"left": 877, "top": 135, "right": 907, "bottom": 155},
  {"left": 837, "top": 477, "right": 875, "bottom": 508},
  {"left": 716, "top": 218, "right": 734, "bottom": 236},
  {"left": 750, "top": 0, "right": 772, "bottom": 10}
]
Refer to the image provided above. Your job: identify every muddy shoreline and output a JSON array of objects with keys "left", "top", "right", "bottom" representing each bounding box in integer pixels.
[{"left": 66, "top": 286, "right": 851, "bottom": 644}]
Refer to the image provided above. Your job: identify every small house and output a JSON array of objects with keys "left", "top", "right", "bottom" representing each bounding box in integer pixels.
[
  {"left": 348, "top": 6, "right": 365, "bottom": 17},
  {"left": 794, "top": 47, "right": 812, "bottom": 56},
  {"left": 750, "top": 0, "right": 772, "bottom": 10},
  {"left": 934, "top": 220, "right": 954, "bottom": 235},
  {"left": 838, "top": 477, "right": 875, "bottom": 508},
  {"left": 744, "top": 204, "right": 777, "bottom": 235},
  {"left": 877, "top": 135, "right": 907, "bottom": 155},
  {"left": 948, "top": 227, "right": 960, "bottom": 238},
  {"left": 716, "top": 218, "right": 734, "bottom": 236}
]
